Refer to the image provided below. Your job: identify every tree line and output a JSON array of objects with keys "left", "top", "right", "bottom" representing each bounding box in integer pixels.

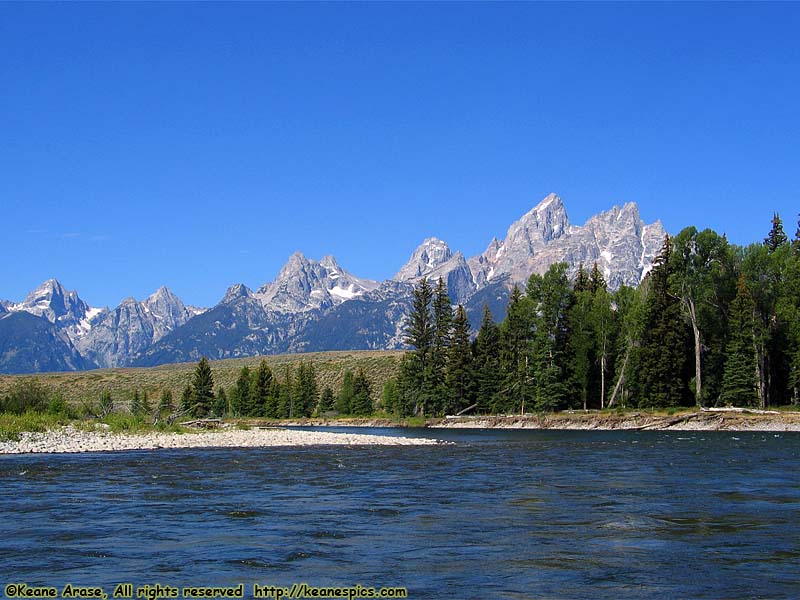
[{"left": 393, "top": 214, "right": 800, "bottom": 416}]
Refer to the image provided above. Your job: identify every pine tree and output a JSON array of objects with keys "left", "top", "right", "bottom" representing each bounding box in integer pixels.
[
  {"left": 191, "top": 357, "right": 215, "bottom": 417},
  {"left": 720, "top": 276, "right": 759, "bottom": 406},
  {"left": 589, "top": 262, "right": 607, "bottom": 294},
  {"left": 381, "top": 379, "right": 399, "bottom": 415},
  {"left": 180, "top": 385, "right": 193, "bottom": 414},
  {"left": 401, "top": 277, "right": 435, "bottom": 416},
  {"left": 141, "top": 391, "right": 152, "bottom": 417},
  {"left": 278, "top": 364, "right": 294, "bottom": 418},
  {"left": 499, "top": 285, "right": 532, "bottom": 413},
  {"left": 574, "top": 263, "right": 590, "bottom": 292},
  {"left": 567, "top": 290, "right": 594, "bottom": 410},
  {"left": 318, "top": 386, "right": 335, "bottom": 415},
  {"left": 350, "top": 368, "right": 373, "bottom": 416},
  {"left": 250, "top": 360, "right": 272, "bottom": 416},
  {"left": 232, "top": 366, "right": 252, "bottom": 416},
  {"left": 213, "top": 387, "right": 228, "bottom": 417},
  {"left": 473, "top": 305, "right": 501, "bottom": 413},
  {"left": 295, "top": 361, "right": 319, "bottom": 417},
  {"left": 430, "top": 277, "right": 453, "bottom": 415},
  {"left": 794, "top": 214, "right": 800, "bottom": 255},
  {"left": 764, "top": 213, "right": 788, "bottom": 253},
  {"left": 336, "top": 369, "right": 355, "bottom": 414},
  {"left": 637, "top": 237, "right": 690, "bottom": 408},
  {"left": 445, "top": 305, "right": 474, "bottom": 415},
  {"left": 158, "top": 389, "right": 174, "bottom": 415}
]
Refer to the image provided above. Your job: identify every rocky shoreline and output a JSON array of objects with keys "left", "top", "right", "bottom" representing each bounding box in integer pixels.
[
  {"left": 254, "top": 409, "right": 800, "bottom": 432},
  {"left": 0, "top": 425, "right": 443, "bottom": 455}
]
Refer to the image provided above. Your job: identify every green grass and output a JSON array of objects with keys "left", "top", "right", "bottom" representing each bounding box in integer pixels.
[{"left": 0, "top": 411, "right": 71, "bottom": 442}]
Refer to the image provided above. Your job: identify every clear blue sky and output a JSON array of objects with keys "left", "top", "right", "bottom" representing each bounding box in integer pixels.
[{"left": 2, "top": 2, "right": 798, "bottom": 309}]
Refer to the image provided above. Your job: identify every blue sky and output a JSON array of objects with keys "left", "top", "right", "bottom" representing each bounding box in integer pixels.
[{"left": 2, "top": 3, "right": 798, "bottom": 308}]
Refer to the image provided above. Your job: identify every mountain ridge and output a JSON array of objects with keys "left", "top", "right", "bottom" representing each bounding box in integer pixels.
[{"left": 1, "top": 194, "right": 666, "bottom": 373}]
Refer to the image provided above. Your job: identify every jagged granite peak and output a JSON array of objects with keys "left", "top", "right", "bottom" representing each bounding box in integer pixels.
[
  {"left": 75, "top": 286, "right": 202, "bottom": 368},
  {"left": 255, "top": 251, "right": 379, "bottom": 313},
  {"left": 468, "top": 194, "right": 665, "bottom": 290},
  {"left": 394, "top": 238, "right": 476, "bottom": 303},
  {"left": 8, "top": 278, "right": 107, "bottom": 341},
  {"left": 221, "top": 283, "right": 254, "bottom": 304},
  {"left": 394, "top": 237, "right": 453, "bottom": 280}
]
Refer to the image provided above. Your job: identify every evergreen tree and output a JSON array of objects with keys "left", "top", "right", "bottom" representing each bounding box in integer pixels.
[
  {"left": 318, "top": 386, "right": 335, "bottom": 414},
  {"left": 473, "top": 305, "right": 502, "bottom": 413},
  {"left": 567, "top": 289, "right": 594, "bottom": 410},
  {"left": 637, "top": 237, "right": 690, "bottom": 408},
  {"left": 430, "top": 277, "right": 453, "bottom": 415},
  {"left": 574, "top": 263, "right": 590, "bottom": 292},
  {"left": 277, "top": 364, "right": 294, "bottom": 418},
  {"left": 793, "top": 214, "right": 800, "bottom": 255},
  {"left": 764, "top": 212, "right": 788, "bottom": 253},
  {"left": 336, "top": 369, "right": 355, "bottom": 414},
  {"left": 401, "top": 277, "right": 435, "bottom": 416},
  {"left": 445, "top": 305, "right": 474, "bottom": 414},
  {"left": 250, "top": 360, "right": 273, "bottom": 416},
  {"left": 213, "top": 387, "right": 228, "bottom": 417},
  {"left": 191, "top": 357, "right": 215, "bottom": 417},
  {"left": 158, "top": 389, "right": 174, "bottom": 415},
  {"left": 589, "top": 262, "right": 607, "bottom": 294},
  {"left": 350, "top": 368, "right": 373, "bottom": 416},
  {"left": 295, "top": 361, "right": 319, "bottom": 417},
  {"left": 180, "top": 384, "right": 193, "bottom": 414},
  {"left": 498, "top": 285, "right": 532, "bottom": 413},
  {"left": 381, "top": 379, "right": 399, "bottom": 415},
  {"left": 232, "top": 366, "right": 252, "bottom": 416},
  {"left": 720, "top": 276, "right": 760, "bottom": 406}
]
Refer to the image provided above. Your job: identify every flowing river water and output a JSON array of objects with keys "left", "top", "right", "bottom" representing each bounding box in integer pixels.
[{"left": 1, "top": 429, "right": 799, "bottom": 599}]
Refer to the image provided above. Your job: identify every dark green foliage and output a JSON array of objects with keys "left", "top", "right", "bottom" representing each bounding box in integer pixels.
[
  {"left": 336, "top": 368, "right": 355, "bottom": 414},
  {"left": 637, "top": 238, "right": 691, "bottom": 408},
  {"left": 295, "top": 361, "right": 319, "bottom": 417},
  {"left": 158, "top": 389, "right": 174, "bottom": 414},
  {"left": 190, "top": 357, "right": 215, "bottom": 417},
  {"left": 720, "top": 277, "right": 759, "bottom": 406},
  {"left": 318, "top": 386, "right": 335, "bottom": 414},
  {"left": 765, "top": 213, "right": 788, "bottom": 253},
  {"left": 400, "top": 277, "right": 435, "bottom": 416},
  {"left": 350, "top": 368, "right": 373, "bottom": 416},
  {"left": 430, "top": 277, "right": 453, "bottom": 416},
  {"left": 381, "top": 378, "right": 399, "bottom": 415},
  {"left": 180, "top": 384, "right": 193, "bottom": 413},
  {"left": 141, "top": 391, "right": 152, "bottom": 416},
  {"left": 473, "top": 305, "right": 501, "bottom": 413},
  {"left": 445, "top": 305, "right": 474, "bottom": 414},
  {"left": 250, "top": 360, "right": 273, "bottom": 417},
  {"left": 231, "top": 366, "right": 252, "bottom": 416},
  {"left": 213, "top": 386, "right": 228, "bottom": 417}
]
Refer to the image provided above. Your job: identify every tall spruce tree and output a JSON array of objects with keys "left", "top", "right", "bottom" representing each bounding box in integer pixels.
[
  {"left": 765, "top": 213, "right": 788, "bottom": 253},
  {"left": 250, "top": 360, "right": 273, "bottom": 417},
  {"left": 336, "top": 369, "right": 355, "bottom": 414},
  {"left": 445, "top": 305, "right": 474, "bottom": 415},
  {"left": 350, "top": 368, "right": 373, "bottom": 416},
  {"left": 430, "top": 277, "right": 453, "bottom": 416},
  {"left": 213, "top": 387, "right": 228, "bottom": 417},
  {"left": 401, "top": 277, "right": 435, "bottom": 416},
  {"left": 191, "top": 357, "right": 215, "bottom": 417},
  {"left": 720, "top": 276, "right": 760, "bottom": 406},
  {"left": 158, "top": 389, "right": 174, "bottom": 415},
  {"left": 232, "top": 366, "right": 252, "bottom": 416},
  {"left": 499, "top": 285, "right": 531, "bottom": 414},
  {"left": 637, "top": 237, "right": 690, "bottom": 408},
  {"left": 473, "top": 305, "right": 502, "bottom": 413},
  {"left": 318, "top": 386, "right": 335, "bottom": 414}
]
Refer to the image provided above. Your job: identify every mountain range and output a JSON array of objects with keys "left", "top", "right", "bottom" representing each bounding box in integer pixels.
[{"left": 0, "top": 194, "right": 666, "bottom": 374}]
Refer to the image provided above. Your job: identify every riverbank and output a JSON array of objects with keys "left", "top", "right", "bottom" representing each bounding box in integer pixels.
[
  {"left": 253, "top": 408, "right": 800, "bottom": 431},
  {"left": 0, "top": 425, "right": 443, "bottom": 454}
]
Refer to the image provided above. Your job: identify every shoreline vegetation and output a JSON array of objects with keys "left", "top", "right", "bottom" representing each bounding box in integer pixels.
[{"left": 2, "top": 407, "right": 799, "bottom": 455}]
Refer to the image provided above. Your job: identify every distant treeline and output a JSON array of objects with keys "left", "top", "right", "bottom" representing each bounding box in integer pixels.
[{"left": 394, "top": 215, "right": 800, "bottom": 416}]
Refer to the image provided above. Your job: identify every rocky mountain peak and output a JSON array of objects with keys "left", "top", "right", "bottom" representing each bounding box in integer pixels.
[
  {"left": 256, "top": 253, "right": 378, "bottom": 313},
  {"left": 221, "top": 283, "right": 254, "bottom": 304},
  {"left": 394, "top": 237, "right": 454, "bottom": 281}
]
